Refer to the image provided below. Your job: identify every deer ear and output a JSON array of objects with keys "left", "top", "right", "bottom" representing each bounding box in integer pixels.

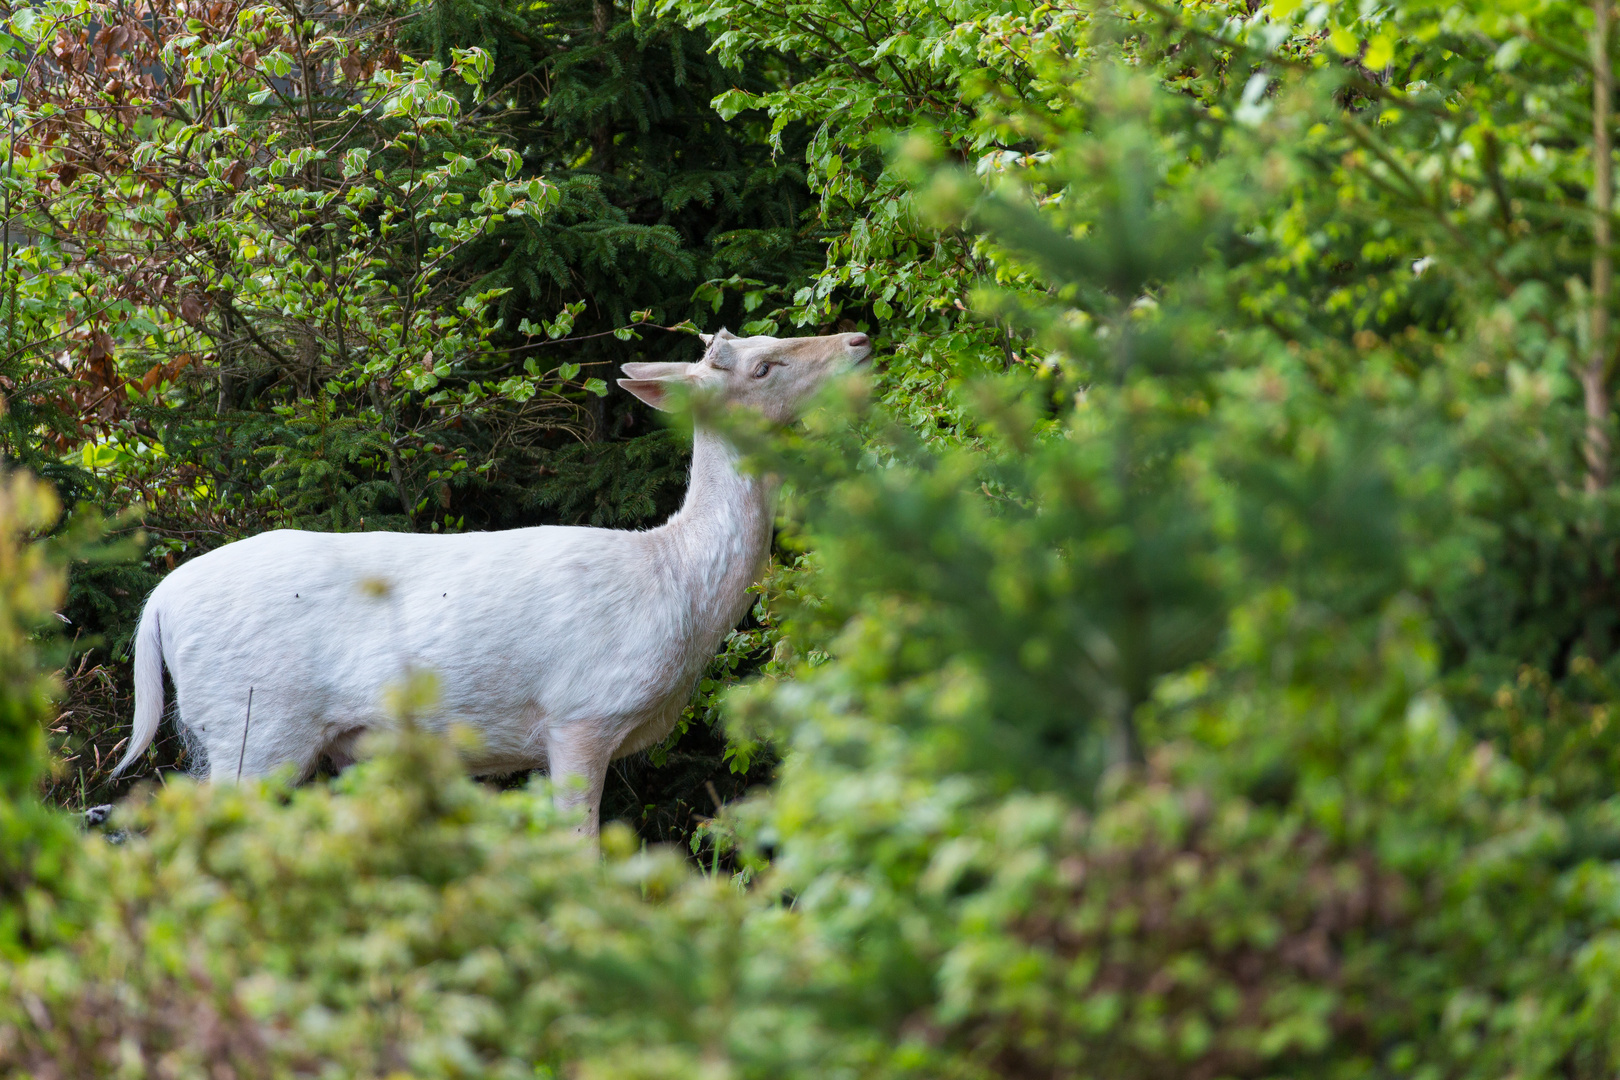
[
  {"left": 619, "top": 362, "right": 691, "bottom": 411},
  {"left": 699, "top": 333, "right": 714, "bottom": 346},
  {"left": 621, "top": 361, "right": 690, "bottom": 380},
  {"left": 716, "top": 327, "right": 736, "bottom": 340},
  {"left": 618, "top": 378, "right": 678, "bottom": 412}
]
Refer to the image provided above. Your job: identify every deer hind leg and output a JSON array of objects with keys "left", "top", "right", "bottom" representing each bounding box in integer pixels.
[{"left": 544, "top": 721, "right": 619, "bottom": 839}]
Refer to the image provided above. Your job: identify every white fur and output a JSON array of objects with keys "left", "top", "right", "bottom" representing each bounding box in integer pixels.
[{"left": 113, "top": 330, "right": 872, "bottom": 834}]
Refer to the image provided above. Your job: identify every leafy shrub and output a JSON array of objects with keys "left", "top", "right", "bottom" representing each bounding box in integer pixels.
[{"left": 0, "top": 471, "right": 84, "bottom": 951}]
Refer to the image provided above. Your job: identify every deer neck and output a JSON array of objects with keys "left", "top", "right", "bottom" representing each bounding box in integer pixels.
[{"left": 659, "top": 424, "right": 774, "bottom": 634}]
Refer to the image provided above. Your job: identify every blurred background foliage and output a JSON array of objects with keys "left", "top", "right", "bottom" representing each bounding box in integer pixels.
[{"left": 7, "top": 0, "right": 1620, "bottom": 1073}]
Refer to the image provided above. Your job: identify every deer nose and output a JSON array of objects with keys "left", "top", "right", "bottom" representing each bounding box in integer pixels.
[{"left": 847, "top": 333, "right": 870, "bottom": 348}]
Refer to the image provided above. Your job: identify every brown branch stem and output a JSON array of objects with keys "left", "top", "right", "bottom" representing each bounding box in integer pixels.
[{"left": 1587, "top": 0, "right": 1614, "bottom": 494}]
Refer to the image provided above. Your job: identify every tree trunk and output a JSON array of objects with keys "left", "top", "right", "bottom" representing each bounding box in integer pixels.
[{"left": 1586, "top": 0, "right": 1614, "bottom": 493}]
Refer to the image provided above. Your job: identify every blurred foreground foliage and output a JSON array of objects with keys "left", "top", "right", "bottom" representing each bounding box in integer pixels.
[{"left": 11, "top": 0, "right": 1620, "bottom": 1074}]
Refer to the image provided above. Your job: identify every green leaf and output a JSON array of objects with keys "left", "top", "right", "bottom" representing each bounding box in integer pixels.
[
  {"left": 1364, "top": 32, "right": 1395, "bottom": 70},
  {"left": 712, "top": 88, "right": 757, "bottom": 121}
]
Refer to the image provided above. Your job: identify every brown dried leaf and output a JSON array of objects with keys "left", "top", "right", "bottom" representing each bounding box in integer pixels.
[{"left": 86, "top": 330, "right": 114, "bottom": 363}]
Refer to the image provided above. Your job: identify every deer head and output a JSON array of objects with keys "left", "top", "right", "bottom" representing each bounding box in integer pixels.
[{"left": 617, "top": 329, "right": 872, "bottom": 423}]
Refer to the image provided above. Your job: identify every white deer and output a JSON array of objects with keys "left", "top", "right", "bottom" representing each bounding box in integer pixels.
[{"left": 112, "top": 329, "right": 872, "bottom": 835}]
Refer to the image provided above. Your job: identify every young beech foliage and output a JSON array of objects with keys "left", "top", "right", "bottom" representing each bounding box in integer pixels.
[{"left": 9, "top": 0, "right": 1620, "bottom": 1075}]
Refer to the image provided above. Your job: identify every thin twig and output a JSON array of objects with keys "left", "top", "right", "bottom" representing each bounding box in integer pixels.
[{"left": 236, "top": 686, "right": 254, "bottom": 781}]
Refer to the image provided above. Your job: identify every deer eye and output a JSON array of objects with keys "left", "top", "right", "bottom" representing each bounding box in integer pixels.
[{"left": 752, "top": 361, "right": 771, "bottom": 379}]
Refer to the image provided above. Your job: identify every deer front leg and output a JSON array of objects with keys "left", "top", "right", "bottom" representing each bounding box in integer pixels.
[{"left": 544, "top": 722, "right": 617, "bottom": 839}]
